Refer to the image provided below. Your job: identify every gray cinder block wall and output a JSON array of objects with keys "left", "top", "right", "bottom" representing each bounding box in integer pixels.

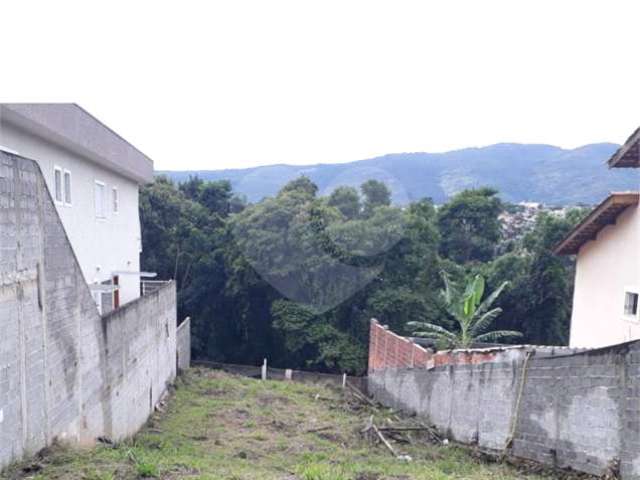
[
  {"left": 176, "top": 317, "right": 191, "bottom": 372},
  {"left": 368, "top": 322, "right": 640, "bottom": 479},
  {"left": 512, "top": 342, "right": 640, "bottom": 477},
  {"left": 0, "top": 151, "right": 178, "bottom": 469},
  {"left": 368, "top": 349, "right": 530, "bottom": 450}
]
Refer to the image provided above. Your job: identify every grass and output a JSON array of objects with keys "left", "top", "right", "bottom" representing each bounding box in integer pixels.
[{"left": 1, "top": 368, "right": 548, "bottom": 480}]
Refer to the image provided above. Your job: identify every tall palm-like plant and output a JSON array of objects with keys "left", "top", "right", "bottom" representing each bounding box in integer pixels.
[{"left": 408, "top": 272, "right": 522, "bottom": 349}]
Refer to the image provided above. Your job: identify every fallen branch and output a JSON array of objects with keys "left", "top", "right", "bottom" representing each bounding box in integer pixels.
[
  {"left": 372, "top": 423, "right": 398, "bottom": 457},
  {"left": 361, "top": 415, "right": 374, "bottom": 434},
  {"left": 306, "top": 426, "right": 332, "bottom": 433},
  {"left": 378, "top": 426, "right": 433, "bottom": 432},
  {"left": 346, "top": 383, "right": 376, "bottom": 407}
]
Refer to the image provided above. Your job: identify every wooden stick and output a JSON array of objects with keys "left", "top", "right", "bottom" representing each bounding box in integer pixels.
[
  {"left": 361, "top": 415, "right": 374, "bottom": 434},
  {"left": 306, "top": 426, "right": 332, "bottom": 433},
  {"left": 378, "top": 426, "right": 434, "bottom": 432},
  {"left": 372, "top": 423, "right": 398, "bottom": 457},
  {"left": 347, "top": 383, "right": 376, "bottom": 406}
]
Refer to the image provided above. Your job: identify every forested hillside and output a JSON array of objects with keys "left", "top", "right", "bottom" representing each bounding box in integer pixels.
[
  {"left": 161, "top": 142, "right": 634, "bottom": 206},
  {"left": 140, "top": 176, "right": 585, "bottom": 374}
]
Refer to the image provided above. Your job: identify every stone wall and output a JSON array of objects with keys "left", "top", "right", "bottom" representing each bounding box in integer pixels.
[
  {"left": 176, "top": 317, "right": 191, "bottom": 372},
  {"left": 0, "top": 151, "right": 179, "bottom": 469},
  {"left": 368, "top": 320, "right": 640, "bottom": 478}
]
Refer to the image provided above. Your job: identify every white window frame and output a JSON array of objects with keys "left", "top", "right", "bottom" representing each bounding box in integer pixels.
[
  {"left": 623, "top": 286, "right": 640, "bottom": 322},
  {"left": 63, "top": 169, "right": 72, "bottom": 206},
  {"left": 53, "top": 166, "right": 63, "bottom": 204},
  {"left": 112, "top": 187, "right": 119, "bottom": 214},
  {"left": 95, "top": 180, "right": 106, "bottom": 219}
]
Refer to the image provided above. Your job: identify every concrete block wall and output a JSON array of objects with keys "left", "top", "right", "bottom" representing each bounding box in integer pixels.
[
  {"left": 368, "top": 320, "right": 640, "bottom": 478},
  {"left": 511, "top": 346, "right": 625, "bottom": 475},
  {"left": 621, "top": 342, "right": 640, "bottom": 479},
  {"left": 0, "top": 151, "right": 179, "bottom": 469},
  {"left": 368, "top": 348, "right": 527, "bottom": 450},
  {"left": 176, "top": 317, "right": 191, "bottom": 372}
]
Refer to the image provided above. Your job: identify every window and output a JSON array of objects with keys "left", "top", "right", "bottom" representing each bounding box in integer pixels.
[
  {"left": 624, "top": 292, "right": 639, "bottom": 317},
  {"left": 54, "top": 167, "right": 63, "bottom": 203},
  {"left": 95, "top": 181, "right": 106, "bottom": 218},
  {"left": 112, "top": 187, "right": 119, "bottom": 213},
  {"left": 63, "top": 170, "right": 72, "bottom": 205}
]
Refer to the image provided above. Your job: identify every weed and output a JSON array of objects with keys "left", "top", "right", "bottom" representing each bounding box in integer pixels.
[{"left": 135, "top": 460, "right": 159, "bottom": 478}]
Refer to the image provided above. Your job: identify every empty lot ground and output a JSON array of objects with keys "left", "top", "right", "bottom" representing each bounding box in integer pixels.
[{"left": 2, "top": 368, "right": 549, "bottom": 480}]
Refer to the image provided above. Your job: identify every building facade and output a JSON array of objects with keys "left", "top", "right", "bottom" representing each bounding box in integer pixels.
[
  {"left": 0, "top": 104, "right": 153, "bottom": 310},
  {"left": 556, "top": 128, "right": 640, "bottom": 348}
]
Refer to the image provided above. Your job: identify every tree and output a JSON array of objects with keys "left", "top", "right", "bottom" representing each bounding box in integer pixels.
[
  {"left": 361, "top": 180, "right": 391, "bottom": 217},
  {"left": 437, "top": 188, "right": 502, "bottom": 263},
  {"left": 199, "top": 180, "right": 234, "bottom": 216},
  {"left": 278, "top": 175, "right": 318, "bottom": 199},
  {"left": 271, "top": 299, "right": 366, "bottom": 373},
  {"left": 178, "top": 175, "right": 204, "bottom": 200},
  {"left": 408, "top": 273, "right": 521, "bottom": 348},
  {"left": 140, "top": 176, "right": 235, "bottom": 359},
  {"left": 327, "top": 186, "right": 361, "bottom": 219},
  {"left": 517, "top": 210, "right": 585, "bottom": 345}
]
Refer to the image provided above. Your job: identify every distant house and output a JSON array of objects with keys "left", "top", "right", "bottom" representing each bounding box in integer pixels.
[
  {"left": 555, "top": 127, "right": 640, "bottom": 347},
  {"left": 0, "top": 104, "right": 153, "bottom": 312}
]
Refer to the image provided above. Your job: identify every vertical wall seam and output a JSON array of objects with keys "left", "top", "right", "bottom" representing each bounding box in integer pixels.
[{"left": 36, "top": 172, "right": 51, "bottom": 445}]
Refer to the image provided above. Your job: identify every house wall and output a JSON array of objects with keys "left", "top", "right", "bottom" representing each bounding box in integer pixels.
[
  {"left": 0, "top": 120, "right": 143, "bottom": 306},
  {"left": 570, "top": 204, "right": 640, "bottom": 348},
  {"left": 0, "top": 151, "right": 178, "bottom": 469},
  {"left": 368, "top": 321, "right": 640, "bottom": 478}
]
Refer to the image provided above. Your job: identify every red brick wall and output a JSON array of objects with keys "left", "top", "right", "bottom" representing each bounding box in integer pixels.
[{"left": 368, "top": 319, "right": 500, "bottom": 373}]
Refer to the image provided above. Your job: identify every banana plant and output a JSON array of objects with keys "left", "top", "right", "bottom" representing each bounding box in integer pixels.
[{"left": 408, "top": 272, "right": 521, "bottom": 349}]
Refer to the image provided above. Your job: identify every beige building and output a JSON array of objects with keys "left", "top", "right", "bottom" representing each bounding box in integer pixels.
[{"left": 555, "top": 128, "right": 640, "bottom": 348}]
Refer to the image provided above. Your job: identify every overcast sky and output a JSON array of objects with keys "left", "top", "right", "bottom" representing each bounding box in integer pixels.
[{"left": 1, "top": 1, "right": 639, "bottom": 170}]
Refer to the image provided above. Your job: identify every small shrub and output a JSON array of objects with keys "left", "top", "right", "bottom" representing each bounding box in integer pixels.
[{"left": 135, "top": 461, "right": 159, "bottom": 478}]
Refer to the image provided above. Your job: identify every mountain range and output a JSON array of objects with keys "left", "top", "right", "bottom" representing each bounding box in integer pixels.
[{"left": 160, "top": 143, "right": 639, "bottom": 206}]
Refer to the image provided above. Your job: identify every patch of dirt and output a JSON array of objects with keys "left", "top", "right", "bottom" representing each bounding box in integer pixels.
[
  {"left": 233, "top": 408, "right": 251, "bottom": 420},
  {"left": 267, "top": 419, "right": 294, "bottom": 432},
  {"left": 316, "top": 431, "right": 345, "bottom": 444}
]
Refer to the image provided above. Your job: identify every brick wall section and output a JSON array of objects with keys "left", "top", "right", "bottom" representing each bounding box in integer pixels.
[
  {"left": 0, "top": 151, "right": 180, "bottom": 469},
  {"left": 176, "top": 317, "right": 191, "bottom": 372},
  {"left": 369, "top": 319, "right": 503, "bottom": 372},
  {"left": 368, "top": 320, "right": 640, "bottom": 479}
]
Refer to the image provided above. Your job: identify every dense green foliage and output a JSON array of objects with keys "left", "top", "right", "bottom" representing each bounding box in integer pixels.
[
  {"left": 141, "top": 176, "right": 585, "bottom": 374},
  {"left": 437, "top": 188, "right": 502, "bottom": 263}
]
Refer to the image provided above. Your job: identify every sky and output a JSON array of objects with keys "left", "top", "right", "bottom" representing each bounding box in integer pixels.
[{"left": 0, "top": 0, "right": 639, "bottom": 171}]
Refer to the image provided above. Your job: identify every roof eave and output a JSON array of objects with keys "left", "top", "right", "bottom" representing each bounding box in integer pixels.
[
  {"left": 608, "top": 127, "right": 640, "bottom": 168},
  {"left": 554, "top": 192, "right": 640, "bottom": 255},
  {"left": 0, "top": 104, "right": 154, "bottom": 184}
]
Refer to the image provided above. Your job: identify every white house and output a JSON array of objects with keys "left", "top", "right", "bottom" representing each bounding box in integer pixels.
[
  {"left": 555, "top": 127, "right": 640, "bottom": 348},
  {"left": 0, "top": 104, "right": 154, "bottom": 312}
]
